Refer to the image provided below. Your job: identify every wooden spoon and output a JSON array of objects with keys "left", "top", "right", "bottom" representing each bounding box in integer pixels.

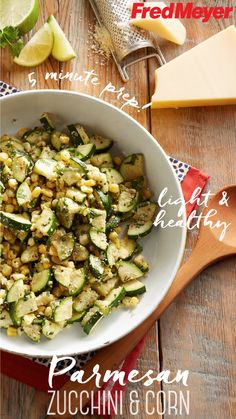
[{"left": 47, "top": 185, "right": 236, "bottom": 418}]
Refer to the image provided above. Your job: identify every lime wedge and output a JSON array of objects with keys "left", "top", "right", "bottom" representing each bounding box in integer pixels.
[
  {"left": 48, "top": 15, "right": 76, "bottom": 62},
  {"left": 13, "top": 23, "right": 53, "bottom": 67},
  {"left": 0, "top": 0, "right": 39, "bottom": 34}
]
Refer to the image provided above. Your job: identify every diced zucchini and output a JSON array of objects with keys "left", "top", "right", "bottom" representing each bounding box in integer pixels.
[
  {"left": 0, "top": 310, "right": 13, "bottom": 328},
  {"left": 53, "top": 297, "right": 73, "bottom": 322},
  {"left": 54, "top": 266, "right": 86, "bottom": 296},
  {"left": 59, "top": 168, "right": 81, "bottom": 185},
  {"left": 90, "top": 135, "right": 113, "bottom": 152},
  {"left": 23, "top": 324, "right": 41, "bottom": 342},
  {"left": 128, "top": 202, "right": 157, "bottom": 238},
  {"left": 92, "top": 277, "right": 119, "bottom": 297},
  {"left": 32, "top": 207, "right": 57, "bottom": 236},
  {"left": 120, "top": 154, "right": 144, "bottom": 180},
  {"left": 101, "top": 168, "right": 124, "bottom": 185},
  {"left": 66, "top": 188, "right": 86, "bottom": 203},
  {"left": 33, "top": 158, "right": 58, "bottom": 180},
  {"left": 117, "top": 187, "right": 138, "bottom": 213},
  {"left": 51, "top": 131, "right": 67, "bottom": 151},
  {"left": 119, "top": 237, "right": 137, "bottom": 260},
  {"left": 67, "top": 124, "right": 83, "bottom": 145},
  {"left": 52, "top": 232, "right": 75, "bottom": 261},
  {"left": 68, "top": 311, "right": 86, "bottom": 323},
  {"left": 89, "top": 254, "right": 104, "bottom": 279},
  {"left": 69, "top": 157, "right": 88, "bottom": 173},
  {"left": 96, "top": 286, "right": 126, "bottom": 313},
  {"left": 12, "top": 151, "right": 33, "bottom": 182},
  {"left": 42, "top": 319, "right": 62, "bottom": 339},
  {"left": 40, "top": 112, "right": 55, "bottom": 132},
  {"left": 94, "top": 189, "right": 112, "bottom": 216},
  {"left": 16, "top": 181, "right": 32, "bottom": 206},
  {"left": 117, "top": 261, "right": 143, "bottom": 282},
  {"left": 0, "top": 137, "right": 24, "bottom": 153},
  {"left": 124, "top": 280, "right": 146, "bottom": 296},
  {"left": 73, "top": 288, "right": 98, "bottom": 313},
  {"left": 7, "top": 279, "right": 25, "bottom": 303},
  {"left": 21, "top": 245, "right": 39, "bottom": 263},
  {"left": 31, "top": 269, "right": 51, "bottom": 294},
  {"left": 68, "top": 124, "right": 90, "bottom": 145},
  {"left": 23, "top": 129, "right": 50, "bottom": 144},
  {"left": 72, "top": 243, "right": 89, "bottom": 262},
  {"left": 68, "top": 268, "right": 86, "bottom": 296},
  {"left": 56, "top": 197, "right": 80, "bottom": 229},
  {"left": 53, "top": 266, "right": 72, "bottom": 287},
  {"left": 10, "top": 292, "right": 37, "bottom": 326},
  {"left": 40, "top": 146, "right": 57, "bottom": 159},
  {"left": 106, "top": 237, "right": 136, "bottom": 267},
  {"left": 90, "top": 153, "right": 113, "bottom": 168},
  {"left": 0, "top": 211, "right": 31, "bottom": 231},
  {"left": 106, "top": 242, "right": 119, "bottom": 267},
  {"left": 88, "top": 209, "right": 106, "bottom": 232},
  {"left": 90, "top": 228, "right": 108, "bottom": 250},
  {"left": 81, "top": 307, "right": 103, "bottom": 335},
  {"left": 75, "top": 143, "right": 96, "bottom": 160}
]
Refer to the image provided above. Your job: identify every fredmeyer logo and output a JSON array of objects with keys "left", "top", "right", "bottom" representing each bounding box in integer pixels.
[{"left": 131, "top": 2, "right": 234, "bottom": 23}]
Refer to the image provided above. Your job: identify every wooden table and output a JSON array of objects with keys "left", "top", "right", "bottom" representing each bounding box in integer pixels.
[{"left": 1, "top": 1, "right": 235, "bottom": 418}]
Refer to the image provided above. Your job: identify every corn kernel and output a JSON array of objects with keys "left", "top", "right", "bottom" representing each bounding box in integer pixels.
[
  {"left": 5, "top": 158, "right": 12, "bottom": 167},
  {"left": 38, "top": 244, "right": 47, "bottom": 254},
  {"left": 7, "top": 326, "right": 18, "bottom": 337},
  {"left": 109, "top": 183, "right": 119, "bottom": 194},
  {"left": 52, "top": 199, "right": 58, "bottom": 208},
  {"left": 56, "top": 192, "right": 64, "bottom": 199},
  {"left": 81, "top": 185, "right": 93, "bottom": 194},
  {"left": 28, "top": 237, "right": 35, "bottom": 247},
  {"left": 41, "top": 188, "right": 53, "bottom": 198},
  {"left": 109, "top": 231, "right": 118, "bottom": 241},
  {"left": 2, "top": 264, "right": 12, "bottom": 277},
  {"left": 31, "top": 186, "right": 42, "bottom": 199},
  {"left": 20, "top": 265, "right": 30, "bottom": 275},
  {"left": 79, "top": 234, "right": 89, "bottom": 246},
  {"left": 0, "top": 152, "right": 8, "bottom": 162},
  {"left": 115, "top": 226, "right": 122, "bottom": 234},
  {"left": 143, "top": 189, "right": 152, "bottom": 200},
  {"left": 12, "top": 258, "right": 21, "bottom": 269},
  {"left": 5, "top": 204, "right": 14, "bottom": 213},
  {"left": 60, "top": 150, "right": 71, "bottom": 162},
  {"left": 44, "top": 306, "right": 52, "bottom": 317},
  {"left": 6, "top": 189, "right": 14, "bottom": 197},
  {"left": 82, "top": 179, "right": 96, "bottom": 187},
  {"left": 31, "top": 173, "right": 39, "bottom": 183},
  {"left": 8, "top": 178, "right": 18, "bottom": 189},
  {"left": 123, "top": 296, "right": 139, "bottom": 307},
  {"left": 38, "top": 305, "right": 45, "bottom": 314},
  {"left": 113, "top": 156, "right": 122, "bottom": 166}
]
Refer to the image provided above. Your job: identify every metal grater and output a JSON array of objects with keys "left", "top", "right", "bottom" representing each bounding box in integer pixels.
[{"left": 88, "top": 0, "right": 166, "bottom": 82}]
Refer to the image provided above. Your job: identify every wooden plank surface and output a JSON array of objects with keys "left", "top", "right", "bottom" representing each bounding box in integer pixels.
[{"left": 1, "top": 0, "right": 236, "bottom": 418}]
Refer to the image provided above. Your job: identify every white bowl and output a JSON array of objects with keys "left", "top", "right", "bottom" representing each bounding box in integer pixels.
[{"left": 0, "top": 90, "right": 186, "bottom": 357}]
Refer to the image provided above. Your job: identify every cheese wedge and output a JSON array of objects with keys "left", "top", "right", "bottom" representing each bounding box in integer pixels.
[
  {"left": 130, "top": 2, "right": 186, "bottom": 45},
  {"left": 152, "top": 26, "right": 236, "bottom": 109}
]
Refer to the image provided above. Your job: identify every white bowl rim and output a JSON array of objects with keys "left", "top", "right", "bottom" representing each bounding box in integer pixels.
[{"left": 0, "top": 89, "right": 187, "bottom": 357}]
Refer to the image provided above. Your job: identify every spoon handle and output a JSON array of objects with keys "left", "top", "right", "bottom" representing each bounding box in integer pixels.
[{"left": 47, "top": 239, "right": 223, "bottom": 418}]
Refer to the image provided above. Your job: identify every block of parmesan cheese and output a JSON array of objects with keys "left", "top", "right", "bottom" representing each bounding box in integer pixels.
[
  {"left": 152, "top": 26, "right": 236, "bottom": 108},
  {"left": 130, "top": 2, "right": 186, "bottom": 45}
]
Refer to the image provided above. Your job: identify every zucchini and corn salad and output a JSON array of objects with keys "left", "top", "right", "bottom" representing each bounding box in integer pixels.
[{"left": 0, "top": 114, "right": 157, "bottom": 342}]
